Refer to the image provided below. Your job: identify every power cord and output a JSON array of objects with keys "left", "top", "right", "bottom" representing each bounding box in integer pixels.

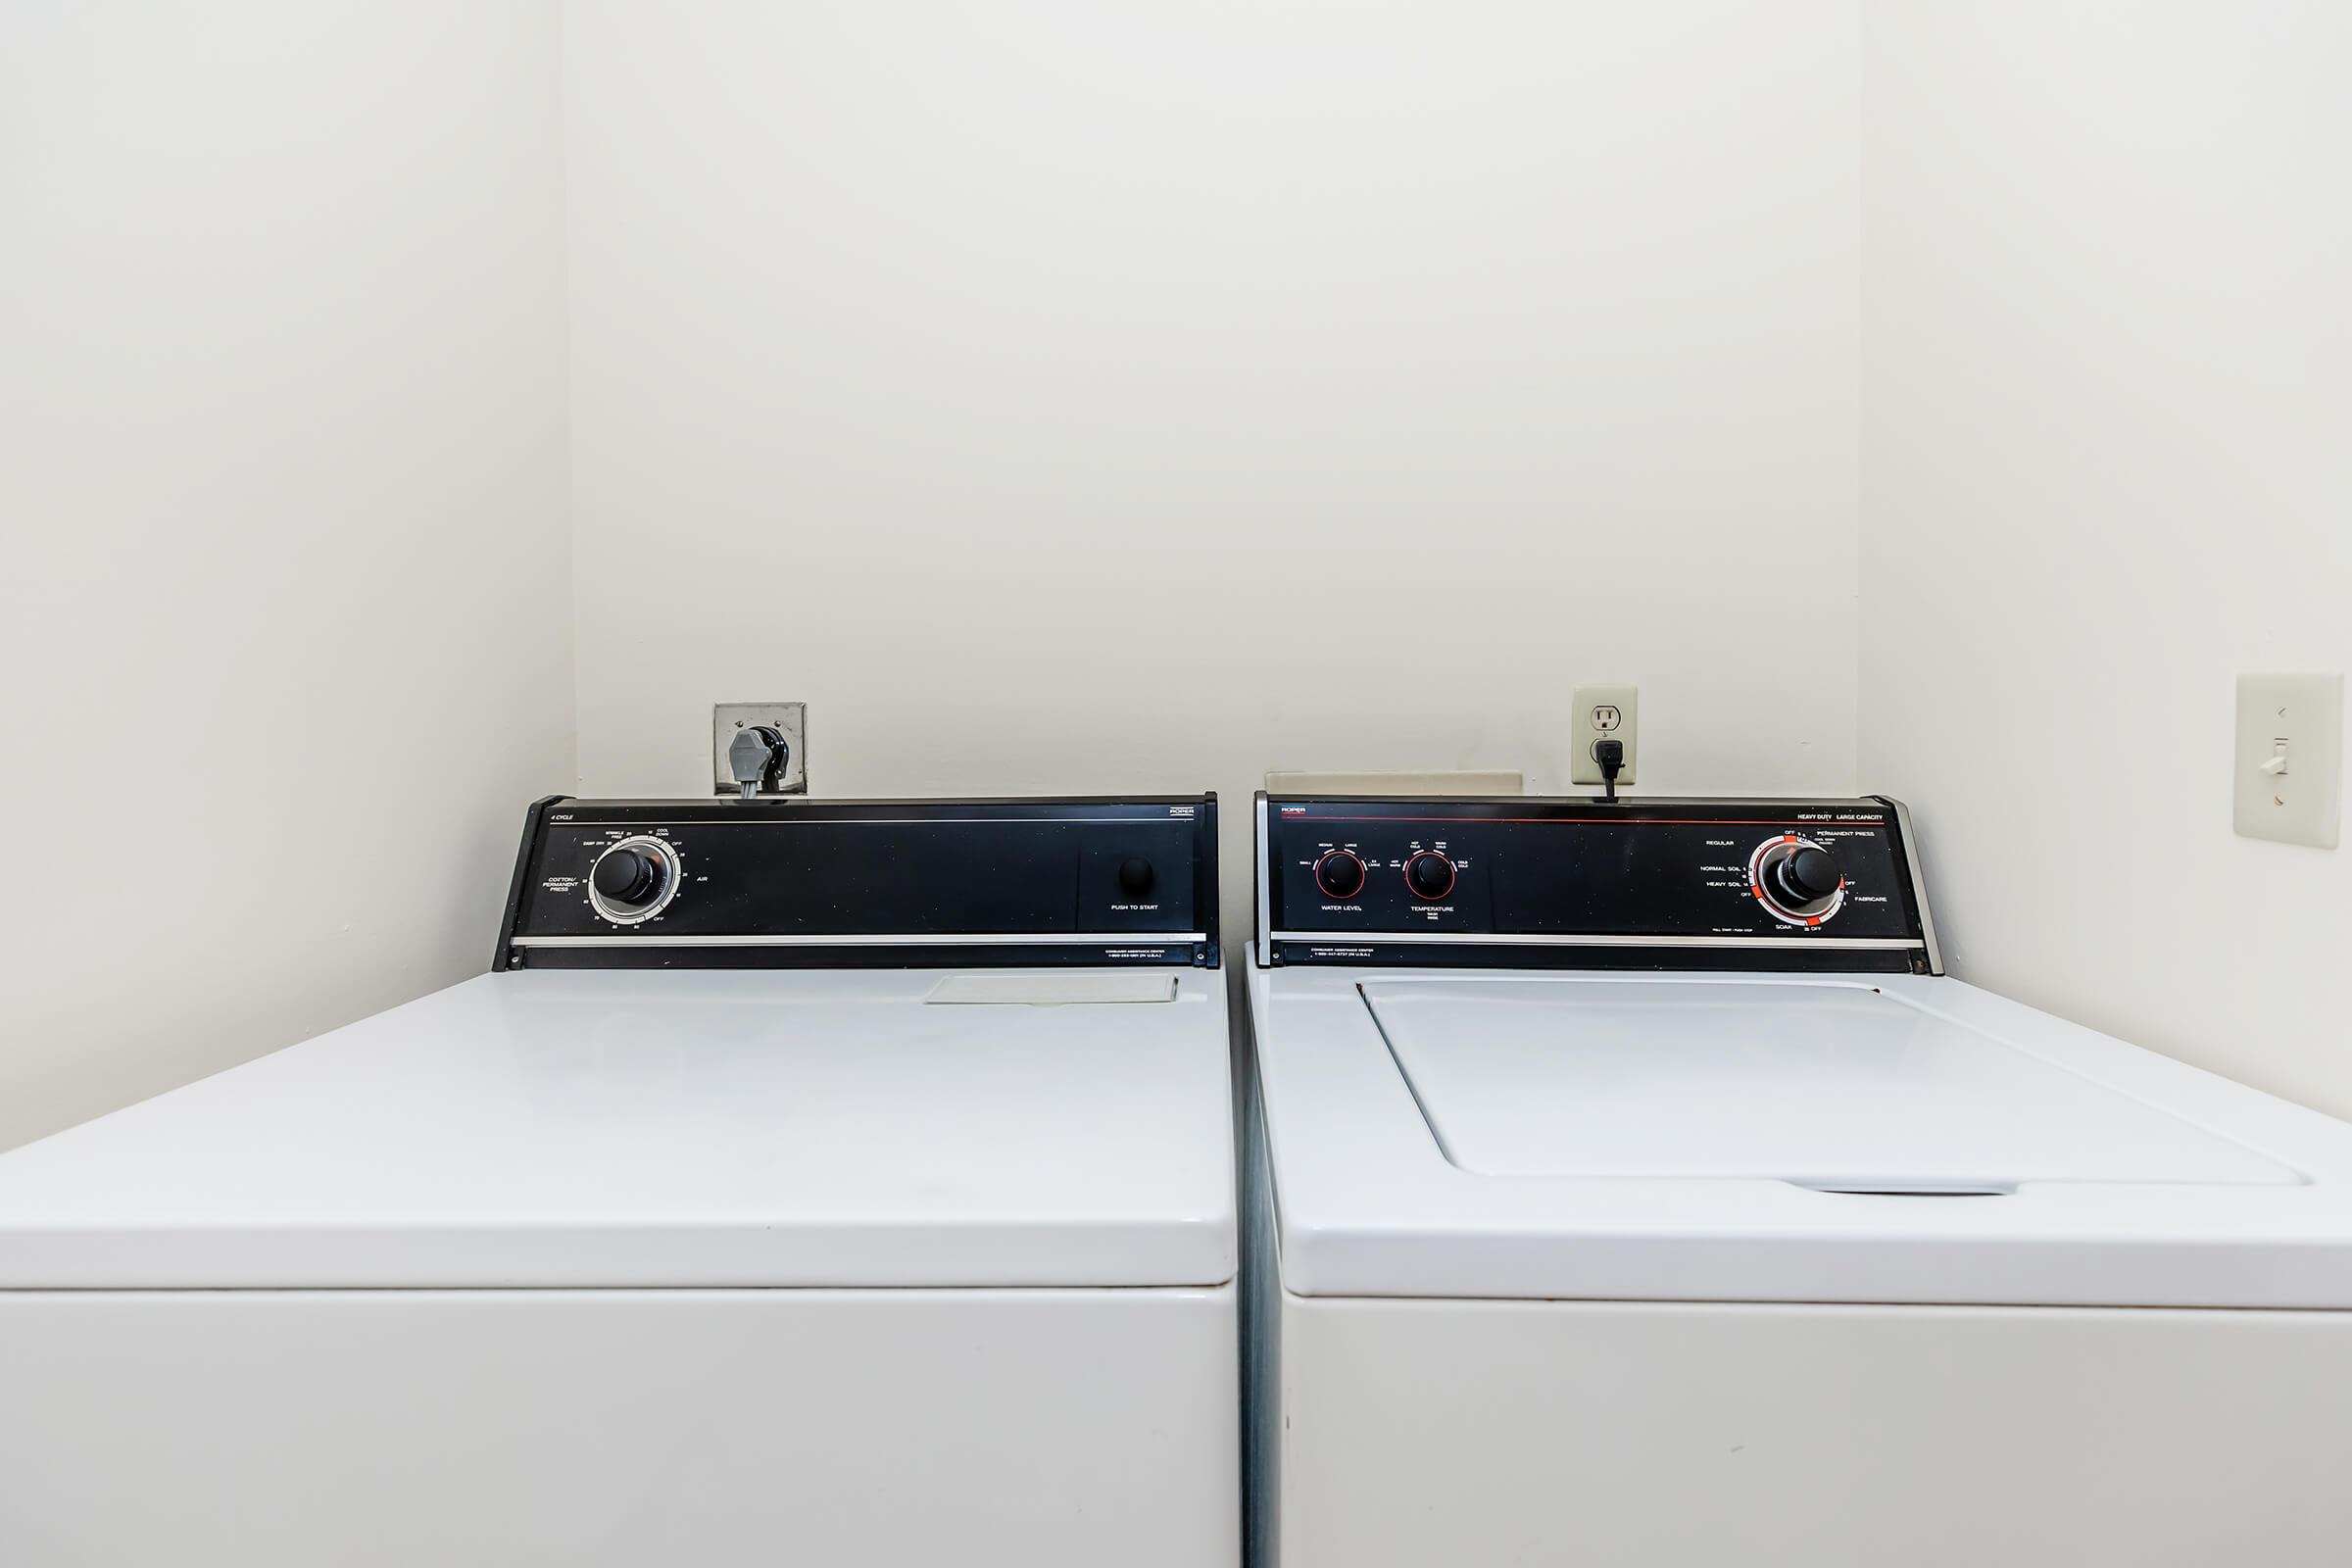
[{"left": 1594, "top": 737, "right": 1625, "bottom": 803}]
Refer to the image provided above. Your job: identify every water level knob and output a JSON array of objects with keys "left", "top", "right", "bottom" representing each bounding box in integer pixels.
[{"left": 1314, "top": 850, "right": 1366, "bottom": 901}]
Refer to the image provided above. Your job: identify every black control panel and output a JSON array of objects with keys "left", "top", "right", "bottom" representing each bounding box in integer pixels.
[
  {"left": 1255, "top": 794, "right": 1936, "bottom": 973},
  {"left": 497, "top": 796, "right": 1217, "bottom": 970}
]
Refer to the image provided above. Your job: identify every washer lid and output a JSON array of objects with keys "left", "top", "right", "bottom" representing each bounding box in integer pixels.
[
  {"left": 0, "top": 969, "right": 1235, "bottom": 1291},
  {"left": 1366, "top": 981, "right": 2296, "bottom": 1192},
  {"left": 1248, "top": 962, "right": 2352, "bottom": 1308}
]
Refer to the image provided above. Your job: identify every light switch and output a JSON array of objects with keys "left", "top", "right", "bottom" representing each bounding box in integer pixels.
[{"left": 2234, "top": 674, "right": 2341, "bottom": 849}]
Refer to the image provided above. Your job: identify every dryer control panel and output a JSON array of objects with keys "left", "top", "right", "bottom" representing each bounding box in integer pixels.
[
  {"left": 1255, "top": 794, "right": 1936, "bottom": 973},
  {"left": 498, "top": 795, "right": 1217, "bottom": 970}
]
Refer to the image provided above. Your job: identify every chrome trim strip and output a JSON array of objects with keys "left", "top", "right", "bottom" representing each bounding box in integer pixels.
[
  {"left": 1253, "top": 795, "right": 1272, "bottom": 967},
  {"left": 513, "top": 932, "right": 1206, "bottom": 949},
  {"left": 1268, "top": 931, "right": 1925, "bottom": 951},
  {"left": 1880, "top": 794, "right": 1944, "bottom": 975}
]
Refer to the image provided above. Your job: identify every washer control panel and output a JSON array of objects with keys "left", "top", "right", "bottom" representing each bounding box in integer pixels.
[
  {"left": 499, "top": 796, "right": 1218, "bottom": 970},
  {"left": 1257, "top": 795, "right": 1934, "bottom": 972}
]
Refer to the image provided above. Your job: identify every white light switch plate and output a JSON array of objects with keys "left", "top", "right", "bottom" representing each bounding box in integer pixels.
[
  {"left": 1569, "top": 684, "right": 1638, "bottom": 786},
  {"left": 2234, "top": 673, "right": 2340, "bottom": 849}
]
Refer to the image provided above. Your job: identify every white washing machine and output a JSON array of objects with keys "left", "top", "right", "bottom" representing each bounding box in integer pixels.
[
  {"left": 1244, "top": 791, "right": 2352, "bottom": 1567},
  {"left": 0, "top": 794, "right": 1237, "bottom": 1567}
]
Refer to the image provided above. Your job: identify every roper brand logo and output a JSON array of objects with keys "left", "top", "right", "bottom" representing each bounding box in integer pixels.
[{"left": 1280, "top": 806, "right": 1306, "bottom": 814}]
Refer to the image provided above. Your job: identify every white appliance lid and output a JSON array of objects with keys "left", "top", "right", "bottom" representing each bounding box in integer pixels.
[
  {"left": 0, "top": 969, "right": 1235, "bottom": 1291},
  {"left": 1248, "top": 961, "right": 2352, "bottom": 1308},
  {"left": 1366, "top": 980, "right": 2296, "bottom": 1191}
]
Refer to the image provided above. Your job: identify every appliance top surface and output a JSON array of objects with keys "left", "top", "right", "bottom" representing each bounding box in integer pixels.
[
  {"left": 0, "top": 968, "right": 1236, "bottom": 1292},
  {"left": 1248, "top": 954, "right": 2352, "bottom": 1308}
]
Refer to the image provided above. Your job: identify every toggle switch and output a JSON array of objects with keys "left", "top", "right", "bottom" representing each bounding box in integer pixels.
[{"left": 2234, "top": 674, "right": 2340, "bottom": 849}]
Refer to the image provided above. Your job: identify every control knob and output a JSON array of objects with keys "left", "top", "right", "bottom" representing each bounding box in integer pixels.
[
  {"left": 1404, "top": 851, "right": 1456, "bottom": 902},
  {"left": 1766, "top": 846, "right": 1842, "bottom": 909},
  {"left": 1314, "top": 850, "right": 1367, "bottom": 901},
  {"left": 1749, "top": 837, "right": 1844, "bottom": 925},
  {"left": 593, "top": 848, "right": 662, "bottom": 906},
  {"left": 588, "top": 837, "right": 681, "bottom": 924}
]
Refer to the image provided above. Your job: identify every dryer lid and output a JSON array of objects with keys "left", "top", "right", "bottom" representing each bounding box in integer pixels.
[{"left": 0, "top": 969, "right": 1237, "bottom": 1291}]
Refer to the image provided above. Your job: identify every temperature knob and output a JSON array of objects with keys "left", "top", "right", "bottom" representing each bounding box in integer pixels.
[
  {"left": 588, "top": 837, "right": 681, "bottom": 924},
  {"left": 1404, "top": 851, "right": 1456, "bottom": 902},
  {"left": 1313, "top": 850, "right": 1367, "bottom": 901}
]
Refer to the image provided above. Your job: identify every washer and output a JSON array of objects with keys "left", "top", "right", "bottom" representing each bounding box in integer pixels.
[
  {"left": 0, "top": 795, "right": 1236, "bottom": 1567},
  {"left": 1245, "top": 791, "right": 2352, "bottom": 1568}
]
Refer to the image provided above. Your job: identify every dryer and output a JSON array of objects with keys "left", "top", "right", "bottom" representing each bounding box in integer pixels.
[
  {"left": 0, "top": 794, "right": 1237, "bottom": 1567},
  {"left": 1245, "top": 791, "right": 2352, "bottom": 1566}
]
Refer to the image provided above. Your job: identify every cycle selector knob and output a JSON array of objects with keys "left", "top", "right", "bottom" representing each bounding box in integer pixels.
[
  {"left": 1404, "top": 851, "right": 1456, "bottom": 902},
  {"left": 1749, "top": 836, "right": 1845, "bottom": 925},
  {"left": 1766, "top": 846, "right": 1841, "bottom": 908},
  {"left": 1314, "top": 850, "right": 1367, "bottom": 901},
  {"left": 588, "top": 837, "right": 681, "bottom": 924}
]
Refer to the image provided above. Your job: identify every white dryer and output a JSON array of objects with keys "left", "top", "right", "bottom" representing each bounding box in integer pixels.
[
  {"left": 1244, "top": 791, "right": 2352, "bottom": 1567},
  {"left": 0, "top": 795, "right": 1237, "bottom": 1567}
]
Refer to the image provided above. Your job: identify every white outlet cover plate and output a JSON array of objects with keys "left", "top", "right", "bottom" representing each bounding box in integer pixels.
[
  {"left": 1569, "top": 684, "right": 1639, "bottom": 787},
  {"left": 2234, "top": 673, "right": 2340, "bottom": 849}
]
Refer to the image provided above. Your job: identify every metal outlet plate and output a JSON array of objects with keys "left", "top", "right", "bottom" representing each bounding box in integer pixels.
[{"left": 712, "top": 703, "right": 808, "bottom": 796}]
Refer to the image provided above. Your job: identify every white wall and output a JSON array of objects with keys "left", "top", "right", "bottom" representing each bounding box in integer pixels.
[
  {"left": 0, "top": 3, "right": 573, "bottom": 1149},
  {"left": 17, "top": 1, "right": 2338, "bottom": 1147},
  {"left": 1861, "top": 3, "right": 2352, "bottom": 1116},
  {"left": 564, "top": 1, "right": 1866, "bottom": 937}
]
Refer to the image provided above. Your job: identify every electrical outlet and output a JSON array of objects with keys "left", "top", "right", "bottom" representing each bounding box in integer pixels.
[
  {"left": 712, "top": 703, "right": 808, "bottom": 796},
  {"left": 2234, "top": 674, "right": 2340, "bottom": 848},
  {"left": 1569, "top": 685, "right": 1638, "bottom": 787}
]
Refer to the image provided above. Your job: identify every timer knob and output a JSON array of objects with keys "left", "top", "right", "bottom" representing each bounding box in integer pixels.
[
  {"left": 1767, "top": 846, "right": 1842, "bottom": 907},
  {"left": 1404, "top": 851, "right": 1456, "bottom": 901},
  {"left": 1314, "top": 850, "right": 1366, "bottom": 901},
  {"left": 588, "top": 837, "right": 681, "bottom": 924},
  {"left": 1118, "top": 857, "right": 1156, "bottom": 899},
  {"left": 593, "top": 847, "right": 662, "bottom": 906}
]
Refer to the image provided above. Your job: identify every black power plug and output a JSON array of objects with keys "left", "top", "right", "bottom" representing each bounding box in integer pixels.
[{"left": 1593, "top": 737, "right": 1626, "bottom": 803}]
